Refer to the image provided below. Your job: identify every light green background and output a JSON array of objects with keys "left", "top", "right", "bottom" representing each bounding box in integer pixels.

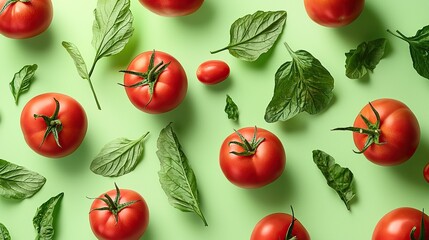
[{"left": 1, "top": 0, "right": 429, "bottom": 239}]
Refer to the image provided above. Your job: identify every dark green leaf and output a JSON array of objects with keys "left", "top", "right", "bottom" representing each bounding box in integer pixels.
[
  {"left": 211, "top": 10, "right": 287, "bottom": 61},
  {"left": 9, "top": 64, "right": 38, "bottom": 104},
  {"left": 0, "top": 223, "right": 11, "bottom": 240},
  {"left": 33, "top": 192, "right": 64, "bottom": 240},
  {"left": 345, "top": 38, "right": 387, "bottom": 79},
  {"left": 312, "top": 150, "right": 355, "bottom": 210},
  {"left": 0, "top": 159, "right": 46, "bottom": 199},
  {"left": 156, "top": 123, "right": 207, "bottom": 226},
  {"left": 388, "top": 25, "right": 429, "bottom": 80},
  {"left": 265, "top": 43, "right": 334, "bottom": 123},
  {"left": 92, "top": 0, "right": 134, "bottom": 61},
  {"left": 225, "top": 94, "right": 239, "bottom": 121},
  {"left": 62, "top": 41, "right": 89, "bottom": 80},
  {"left": 90, "top": 132, "right": 149, "bottom": 177}
]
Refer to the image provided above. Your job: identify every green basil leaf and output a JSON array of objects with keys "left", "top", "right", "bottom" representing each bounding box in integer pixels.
[
  {"left": 9, "top": 64, "right": 38, "bottom": 105},
  {"left": 345, "top": 38, "right": 387, "bottom": 79},
  {"left": 90, "top": 132, "right": 149, "bottom": 177},
  {"left": 33, "top": 192, "right": 64, "bottom": 240},
  {"left": 264, "top": 43, "right": 334, "bottom": 123},
  {"left": 0, "top": 159, "right": 46, "bottom": 200},
  {"left": 312, "top": 150, "right": 355, "bottom": 211},
  {"left": 225, "top": 94, "right": 239, "bottom": 121},
  {"left": 156, "top": 123, "right": 208, "bottom": 226},
  {"left": 211, "top": 10, "right": 287, "bottom": 61},
  {"left": 388, "top": 25, "right": 429, "bottom": 80},
  {"left": 62, "top": 41, "right": 89, "bottom": 80},
  {"left": 92, "top": 0, "right": 134, "bottom": 61},
  {"left": 0, "top": 223, "right": 11, "bottom": 240}
]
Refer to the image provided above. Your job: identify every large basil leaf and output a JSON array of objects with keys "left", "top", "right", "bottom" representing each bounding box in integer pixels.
[
  {"left": 90, "top": 132, "right": 149, "bottom": 177},
  {"left": 0, "top": 223, "right": 11, "bottom": 240},
  {"left": 312, "top": 150, "right": 355, "bottom": 210},
  {"left": 264, "top": 43, "right": 334, "bottom": 123},
  {"left": 388, "top": 25, "right": 429, "bottom": 80},
  {"left": 0, "top": 159, "right": 46, "bottom": 200},
  {"left": 345, "top": 38, "right": 387, "bottom": 79},
  {"left": 211, "top": 10, "right": 287, "bottom": 61},
  {"left": 33, "top": 192, "right": 64, "bottom": 240},
  {"left": 9, "top": 64, "right": 38, "bottom": 105},
  {"left": 225, "top": 94, "right": 239, "bottom": 121},
  {"left": 156, "top": 123, "right": 207, "bottom": 226}
]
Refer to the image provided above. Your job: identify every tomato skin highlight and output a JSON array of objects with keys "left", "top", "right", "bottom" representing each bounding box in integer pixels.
[
  {"left": 89, "top": 188, "right": 149, "bottom": 240},
  {"left": 251, "top": 213, "right": 310, "bottom": 240},
  {"left": 219, "top": 127, "right": 286, "bottom": 188},
  {"left": 196, "top": 60, "right": 230, "bottom": 85},
  {"left": 0, "top": 0, "right": 53, "bottom": 39},
  {"left": 372, "top": 207, "right": 429, "bottom": 240},
  {"left": 352, "top": 99, "right": 420, "bottom": 166},
  {"left": 20, "top": 93, "right": 87, "bottom": 158},
  {"left": 303, "top": 0, "right": 364, "bottom": 27},
  {"left": 122, "top": 50, "right": 188, "bottom": 114},
  {"left": 138, "top": 0, "right": 203, "bottom": 17}
]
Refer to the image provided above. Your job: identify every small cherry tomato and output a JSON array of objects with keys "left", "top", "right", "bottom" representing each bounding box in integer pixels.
[
  {"left": 303, "top": 0, "right": 364, "bottom": 27},
  {"left": 424, "top": 163, "right": 429, "bottom": 183},
  {"left": 196, "top": 60, "right": 230, "bottom": 85}
]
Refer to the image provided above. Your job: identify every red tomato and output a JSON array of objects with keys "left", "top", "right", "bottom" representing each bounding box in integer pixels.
[
  {"left": 196, "top": 60, "right": 230, "bottom": 85},
  {"left": 372, "top": 207, "right": 429, "bottom": 240},
  {"left": 0, "top": 0, "right": 53, "bottom": 39},
  {"left": 20, "top": 93, "right": 87, "bottom": 158},
  {"left": 335, "top": 98, "right": 420, "bottom": 166},
  {"left": 89, "top": 184, "right": 149, "bottom": 240},
  {"left": 251, "top": 212, "right": 310, "bottom": 240},
  {"left": 121, "top": 50, "right": 188, "bottom": 114},
  {"left": 303, "top": 0, "right": 364, "bottom": 27},
  {"left": 138, "top": 0, "right": 203, "bottom": 17},
  {"left": 219, "top": 127, "right": 286, "bottom": 188},
  {"left": 424, "top": 163, "right": 429, "bottom": 183}
]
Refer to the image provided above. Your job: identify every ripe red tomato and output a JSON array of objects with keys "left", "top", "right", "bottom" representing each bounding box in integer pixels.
[
  {"left": 89, "top": 184, "right": 149, "bottom": 240},
  {"left": 219, "top": 126, "right": 286, "bottom": 188},
  {"left": 424, "top": 163, "right": 429, "bottom": 183},
  {"left": 335, "top": 98, "right": 420, "bottom": 166},
  {"left": 0, "top": 0, "right": 53, "bottom": 39},
  {"left": 251, "top": 211, "right": 310, "bottom": 240},
  {"left": 372, "top": 207, "right": 429, "bottom": 240},
  {"left": 120, "top": 50, "right": 188, "bottom": 114},
  {"left": 20, "top": 93, "right": 87, "bottom": 158},
  {"left": 303, "top": 0, "right": 364, "bottom": 27},
  {"left": 196, "top": 60, "right": 230, "bottom": 85},
  {"left": 138, "top": 0, "right": 204, "bottom": 17}
]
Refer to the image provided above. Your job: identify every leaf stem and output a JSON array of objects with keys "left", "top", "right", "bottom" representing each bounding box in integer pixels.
[
  {"left": 210, "top": 46, "right": 230, "bottom": 54},
  {"left": 387, "top": 29, "right": 410, "bottom": 42},
  {"left": 88, "top": 59, "right": 101, "bottom": 110}
]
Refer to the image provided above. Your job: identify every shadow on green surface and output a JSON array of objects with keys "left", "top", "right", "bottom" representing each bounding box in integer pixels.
[
  {"left": 15, "top": 28, "right": 54, "bottom": 53},
  {"left": 176, "top": 1, "right": 216, "bottom": 27},
  {"left": 51, "top": 137, "right": 93, "bottom": 175}
]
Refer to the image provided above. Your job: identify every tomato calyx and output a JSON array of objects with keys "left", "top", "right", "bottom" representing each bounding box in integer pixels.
[
  {"left": 0, "top": 0, "right": 30, "bottom": 14},
  {"left": 283, "top": 206, "right": 297, "bottom": 240},
  {"left": 33, "top": 98, "right": 63, "bottom": 148},
  {"left": 229, "top": 126, "right": 265, "bottom": 156},
  {"left": 89, "top": 183, "right": 140, "bottom": 224},
  {"left": 332, "top": 102, "right": 385, "bottom": 154},
  {"left": 410, "top": 209, "right": 426, "bottom": 240},
  {"left": 119, "top": 50, "right": 171, "bottom": 108}
]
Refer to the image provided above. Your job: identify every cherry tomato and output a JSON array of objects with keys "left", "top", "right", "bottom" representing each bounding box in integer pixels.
[
  {"left": 424, "top": 163, "right": 429, "bottom": 183},
  {"left": 219, "top": 126, "right": 286, "bottom": 188},
  {"left": 138, "top": 0, "right": 204, "bottom": 17},
  {"left": 334, "top": 98, "right": 420, "bottom": 166},
  {"left": 251, "top": 210, "right": 310, "bottom": 240},
  {"left": 196, "top": 60, "right": 230, "bottom": 85},
  {"left": 303, "top": 0, "right": 364, "bottom": 27},
  {"left": 372, "top": 207, "right": 429, "bottom": 240},
  {"left": 89, "top": 184, "right": 149, "bottom": 240},
  {"left": 20, "top": 93, "right": 88, "bottom": 158},
  {"left": 120, "top": 50, "right": 188, "bottom": 114},
  {"left": 0, "top": 0, "right": 53, "bottom": 39}
]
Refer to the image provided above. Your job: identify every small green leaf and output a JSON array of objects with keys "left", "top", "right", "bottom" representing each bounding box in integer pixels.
[
  {"left": 225, "top": 94, "right": 239, "bottom": 121},
  {"left": 90, "top": 132, "right": 149, "bottom": 177},
  {"left": 33, "top": 192, "right": 64, "bottom": 240},
  {"left": 211, "top": 10, "right": 287, "bottom": 61},
  {"left": 156, "top": 123, "right": 207, "bottom": 226},
  {"left": 345, "top": 38, "right": 387, "bottom": 79},
  {"left": 62, "top": 41, "right": 89, "bottom": 80},
  {"left": 312, "top": 150, "right": 355, "bottom": 210},
  {"left": 265, "top": 43, "right": 334, "bottom": 123},
  {"left": 0, "top": 159, "right": 46, "bottom": 199},
  {"left": 9, "top": 64, "right": 38, "bottom": 104},
  {"left": 0, "top": 223, "right": 11, "bottom": 240}
]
